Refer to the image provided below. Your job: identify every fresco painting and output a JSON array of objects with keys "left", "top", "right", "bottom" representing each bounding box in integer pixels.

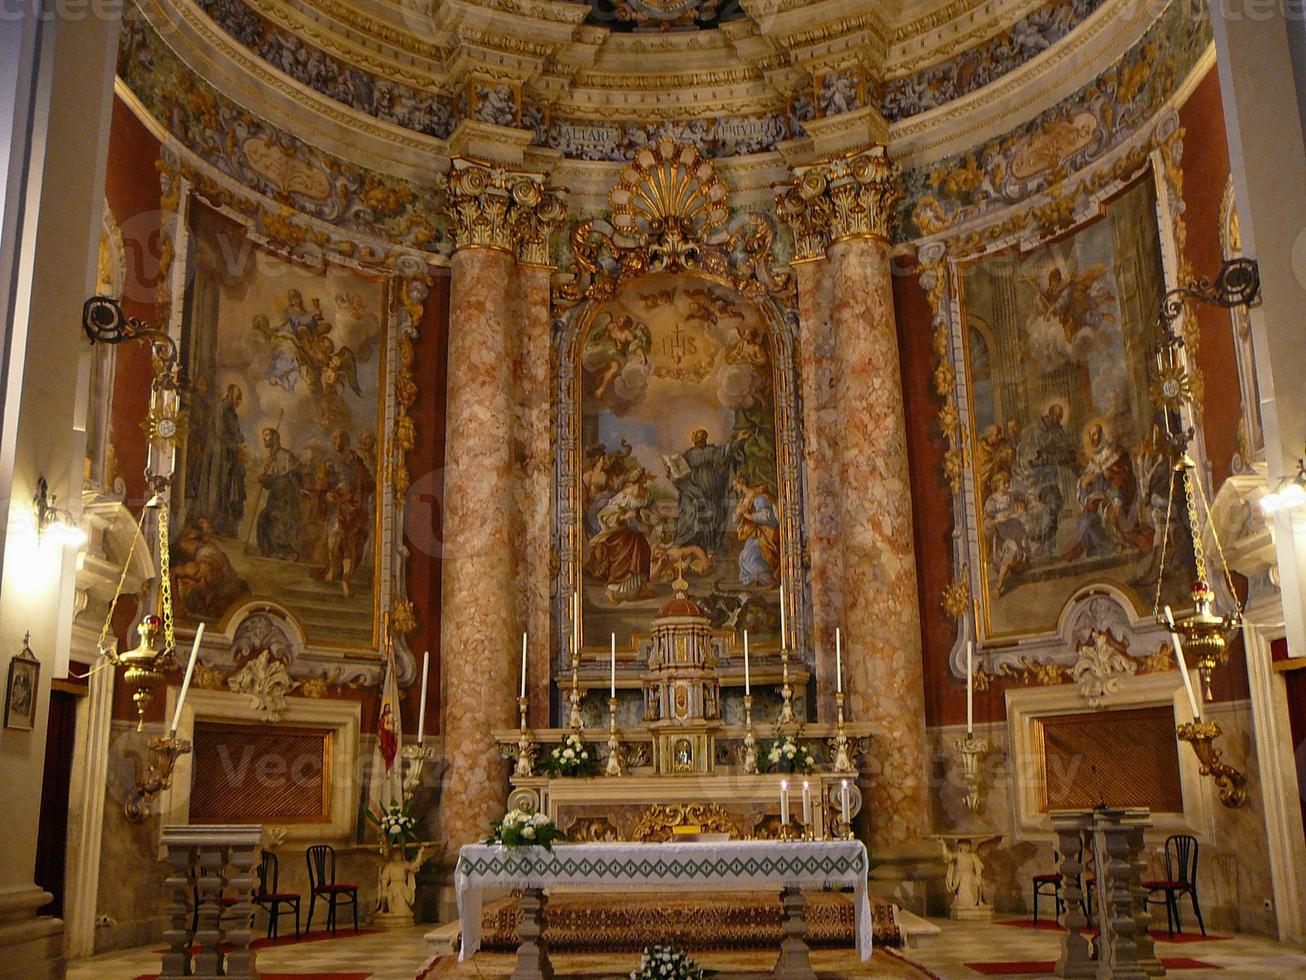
[
  {"left": 173, "top": 202, "right": 387, "bottom": 648},
  {"left": 961, "top": 176, "right": 1194, "bottom": 636},
  {"left": 577, "top": 272, "right": 783, "bottom": 650}
]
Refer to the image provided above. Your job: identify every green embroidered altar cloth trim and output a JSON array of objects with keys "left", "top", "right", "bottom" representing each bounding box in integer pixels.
[{"left": 455, "top": 840, "right": 873, "bottom": 961}]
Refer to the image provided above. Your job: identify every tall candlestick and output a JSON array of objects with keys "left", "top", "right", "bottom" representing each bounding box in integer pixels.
[
  {"left": 840, "top": 779, "right": 851, "bottom": 826},
  {"left": 780, "top": 779, "right": 790, "bottom": 825},
  {"left": 835, "top": 627, "right": 842, "bottom": 694},
  {"left": 170, "top": 623, "right": 204, "bottom": 735},
  {"left": 743, "top": 630, "right": 750, "bottom": 695},
  {"left": 610, "top": 632, "right": 616, "bottom": 697},
  {"left": 801, "top": 779, "right": 812, "bottom": 827},
  {"left": 573, "top": 590, "right": 580, "bottom": 656},
  {"left": 1165, "top": 605, "right": 1202, "bottom": 719},
  {"left": 519, "top": 633, "right": 527, "bottom": 699},
  {"left": 779, "top": 584, "right": 786, "bottom": 643},
  {"left": 417, "top": 649, "right": 430, "bottom": 743},
  {"left": 966, "top": 640, "right": 974, "bottom": 735}
]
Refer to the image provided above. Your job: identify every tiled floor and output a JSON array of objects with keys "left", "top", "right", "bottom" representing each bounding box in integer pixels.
[
  {"left": 906, "top": 917, "right": 1306, "bottom": 979},
  {"left": 66, "top": 917, "right": 1306, "bottom": 979}
]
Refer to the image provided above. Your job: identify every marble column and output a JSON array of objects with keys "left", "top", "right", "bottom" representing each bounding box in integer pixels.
[
  {"left": 778, "top": 148, "right": 929, "bottom": 848},
  {"left": 439, "top": 162, "right": 564, "bottom": 847}
]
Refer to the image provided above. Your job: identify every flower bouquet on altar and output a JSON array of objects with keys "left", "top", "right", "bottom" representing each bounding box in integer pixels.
[
  {"left": 487, "top": 808, "right": 566, "bottom": 849},
  {"left": 367, "top": 799, "right": 418, "bottom": 849},
  {"left": 766, "top": 733, "right": 815, "bottom": 774},
  {"left": 536, "top": 731, "right": 597, "bottom": 777},
  {"left": 630, "top": 944, "right": 714, "bottom": 980}
]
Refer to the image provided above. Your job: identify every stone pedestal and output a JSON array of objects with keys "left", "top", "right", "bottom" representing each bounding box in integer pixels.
[{"left": 159, "top": 824, "right": 262, "bottom": 980}]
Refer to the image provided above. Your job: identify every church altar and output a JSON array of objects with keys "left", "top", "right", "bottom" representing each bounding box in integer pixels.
[{"left": 455, "top": 840, "right": 873, "bottom": 978}]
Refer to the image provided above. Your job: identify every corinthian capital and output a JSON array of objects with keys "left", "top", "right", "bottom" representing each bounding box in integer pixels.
[
  {"left": 445, "top": 160, "right": 567, "bottom": 265},
  {"left": 775, "top": 146, "right": 902, "bottom": 262}
]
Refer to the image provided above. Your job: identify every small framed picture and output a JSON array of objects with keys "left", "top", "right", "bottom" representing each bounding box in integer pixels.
[{"left": 5, "top": 635, "right": 40, "bottom": 731}]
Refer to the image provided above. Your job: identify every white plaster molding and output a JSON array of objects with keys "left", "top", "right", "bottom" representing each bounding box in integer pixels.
[
  {"left": 1004, "top": 671, "right": 1214, "bottom": 842},
  {"left": 160, "top": 687, "right": 362, "bottom": 843},
  {"left": 62, "top": 663, "right": 115, "bottom": 959}
]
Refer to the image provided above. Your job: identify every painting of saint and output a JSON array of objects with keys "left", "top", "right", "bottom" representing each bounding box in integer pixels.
[
  {"left": 577, "top": 273, "right": 784, "bottom": 648},
  {"left": 960, "top": 176, "right": 1193, "bottom": 635},
  {"left": 174, "top": 203, "right": 387, "bottom": 648}
]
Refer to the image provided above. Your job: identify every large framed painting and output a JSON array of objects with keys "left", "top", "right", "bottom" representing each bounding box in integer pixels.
[
  {"left": 957, "top": 173, "right": 1194, "bottom": 637},
  {"left": 573, "top": 271, "right": 788, "bottom": 650},
  {"left": 172, "top": 201, "right": 389, "bottom": 650}
]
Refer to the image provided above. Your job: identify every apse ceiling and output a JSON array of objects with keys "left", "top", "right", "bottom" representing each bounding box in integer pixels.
[{"left": 122, "top": 0, "right": 1157, "bottom": 183}]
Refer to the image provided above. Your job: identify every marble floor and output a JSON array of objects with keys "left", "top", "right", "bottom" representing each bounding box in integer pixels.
[{"left": 65, "top": 918, "right": 1306, "bottom": 979}]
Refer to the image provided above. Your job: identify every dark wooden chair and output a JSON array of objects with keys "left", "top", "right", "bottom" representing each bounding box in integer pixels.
[
  {"left": 1144, "top": 834, "right": 1206, "bottom": 937},
  {"left": 305, "top": 844, "right": 358, "bottom": 935},
  {"left": 1032, "top": 847, "right": 1095, "bottom": 924},
  {"left": 254, "top": 851, "right": 301, "bottom": 940}
]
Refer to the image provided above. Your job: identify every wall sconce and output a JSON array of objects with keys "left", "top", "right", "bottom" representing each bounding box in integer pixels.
[
  {"left": 1259, "top": 454, "right": 1306, "bottom": 516},
  {"left": 1176, "top": 720, "right": 1248, "bottom": 809},
  {"left": 33, "top": 477, "right": 86, "bottom": 548}
]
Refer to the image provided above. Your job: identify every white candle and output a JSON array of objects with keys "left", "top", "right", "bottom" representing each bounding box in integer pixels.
[
  {"left": 966, "top": 640, "right": 974, "bottom": 735},
  {"left": 779, "top": 584, "right": 787, "bottom": 642},
  {"left": 573, "top": 590, "right": 580, "bottom": 655},
  {"left": 417, "top": 649, "right": 430, "bottom": 744},
  {"left": 835, "top": 627, "right": 842, "bottom": 694},
  {"left": 840, "top": 779, "right": 851, "bottom": 825},
  {"left": 780, "top": 779, "right": 790, "bottom": 825},
  {"left": 743, "top": 629, "right": 751, "bottom": 695},
  {"left": 519, "top": 633, "right": 527, "bottom": 699},
  {"left": 1164, "top": 605, "right": 1202, "bottom": 719},
  {"left": 801, "top": 779, "right": 812, "bottom": 826},
  {"left": 170, "top": 623, "right": 204, "bottom": 735},
  {"left": 610, "top": 632, "right": 616, "bottom": 697}
]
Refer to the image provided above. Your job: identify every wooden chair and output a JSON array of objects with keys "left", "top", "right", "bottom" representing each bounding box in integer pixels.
[
  {"left": 1032, "top": 847, "right": 1095, "bottom": 924},
  {"left": 305, "top": 844, "right": 359, "bottom": 935},
  {"left": 1143, "top": 834, "right": 1206, "bottom": 937},
  {"left": 254, "top": 851, "right": 301, "bottom": 940}
]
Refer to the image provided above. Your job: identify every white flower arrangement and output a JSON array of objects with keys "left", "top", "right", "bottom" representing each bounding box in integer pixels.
[
  {"left": 487, "top": 807, "right": 566, "bottom": 849},
  {"left": 366, "top": 800, "right": 418, "bottom": 848},
  {"left": 766, "top": 734, "right": 815, "bottom": 774},
  {"left": 537, "top": 731, "right": 596, "bottom": 777},
  {"left": 630, "top": 944, "right": 712, "bottom": 980}
]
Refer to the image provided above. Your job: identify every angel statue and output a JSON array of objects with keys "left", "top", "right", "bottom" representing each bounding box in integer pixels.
[{"left": 376, "top": 842, "right": 434, "bottom": 919}]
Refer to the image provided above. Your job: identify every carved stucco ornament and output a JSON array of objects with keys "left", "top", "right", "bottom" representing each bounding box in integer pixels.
[
  {"left": 445, "top": 159, "right": 567, "bottom": 266},
  {"left": 1069, "top": 628, "right": 1137, "bottom": 707},
  {"left": 775, "top": 145, "right": 903, "bottom": 262},
  {"left": 228, "top": 650, "right": 295, "bottom": 720}
]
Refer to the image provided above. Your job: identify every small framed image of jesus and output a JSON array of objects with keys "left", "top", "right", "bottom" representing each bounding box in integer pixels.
[{"left": 4, "top": 634, "right": 40, "bottom": 731}]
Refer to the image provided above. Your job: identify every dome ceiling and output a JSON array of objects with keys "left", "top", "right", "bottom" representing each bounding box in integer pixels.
[{"left": 123, "top": 0, "right": 1155, "bottom": 193}]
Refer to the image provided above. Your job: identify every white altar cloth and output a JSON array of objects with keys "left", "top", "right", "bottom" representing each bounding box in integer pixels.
[{"left": 455, "top": 839, "right": 873, "bottom": 961}]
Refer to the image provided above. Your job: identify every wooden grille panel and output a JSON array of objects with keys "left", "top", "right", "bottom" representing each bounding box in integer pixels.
[
  {"left": 1037, "top": 705, "right": 1183, "bottom": 813},
  {"left": 190, "top": 722, "right": 331, "bottom": 824}
]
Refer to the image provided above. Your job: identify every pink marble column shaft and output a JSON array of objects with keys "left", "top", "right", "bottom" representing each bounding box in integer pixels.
[
  {"left": 440, "top": 247, "right": 520, "bottom": 848},
  {"left": 513, "top": 266, "right": 554, "bottom": 728},
  {"left": 827, "top": 237, "right": 929, "bottom": 848}
]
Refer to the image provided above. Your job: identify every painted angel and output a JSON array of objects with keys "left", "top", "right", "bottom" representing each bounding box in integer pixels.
[{"left": 584, "top": 313, "right": 651, "bottom": 399}]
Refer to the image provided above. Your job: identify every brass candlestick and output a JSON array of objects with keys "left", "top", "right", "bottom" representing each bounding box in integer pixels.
[
  {"left": 1177, "top": 719, "right": 1248, "bottom": 808},
  {"left": 777, "top": 644, "right": 796, "bottom": 726},
  {"left": 514, "top": 696, "right": 537, "bottom": 778},
  {"left": 741, "top": 694, "right": 759, "bottom": 774},
  {"left": 125, "top": 734, "right": 191, "bottom": 822},
  {"left": 955, "top": 733, "right": 990, "bottom": 812},
  {"left": 567, "top": 652, "right": 584, "bottom": 731},
  {"left": 604, "top": 696, "right": 624, "bottom": 776},
  {"left": 829, "top": 690, "right": 856, "bottom": 773},
  {"left": 401, "top": 741, "right": 438, "bottom": 794}
]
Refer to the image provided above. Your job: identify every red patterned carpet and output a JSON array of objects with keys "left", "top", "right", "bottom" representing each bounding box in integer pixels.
[
  {"left": 963, "top": 957, "right": 1220, "bottom": 975},
  {"left": 996, "top": 919, "right": 1228, "bottom": 943}
]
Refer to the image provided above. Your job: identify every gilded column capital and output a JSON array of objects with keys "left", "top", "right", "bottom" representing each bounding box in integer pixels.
[
  {"left": 445, "top": 159, "right": 567, "bottom": 265},
  {"left": 775, "top": 146, "right": 903, "bottom": 262}
]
